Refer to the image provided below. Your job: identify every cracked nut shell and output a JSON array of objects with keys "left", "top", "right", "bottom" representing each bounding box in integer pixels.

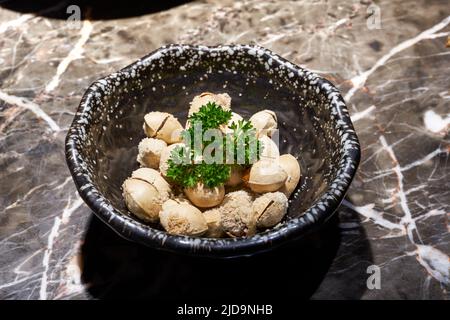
[
  {"left": 249, "top": 109, "right": 277, "bottom": 138},
  {"left": 159, "top": 199, "right": 208, "bottom": 236},
  {"left": 219, "top": 190, "right": 256, "bottom": 237},
  {"left": 184, "top": 182, "right": 225, "bottom": 208},
  {"left": 143, "top": 111, "right": 183, "bottom": 144},
  {"left": 278, "top": 154, "right": 301, "bottom": 197},
  {"left": 122, "top": 168, "right": 171, "bottom": 223},
  {"left": 247, "top": 159, "right": 287, "bottom": 193},
  {"left": 137, "top": 137, "right": 167, "bottom": 169},
  {"left": 188, "top": 92, "right": 231, "bottom": 117},
  {"left": 253, "top": 192, "right": 288, "bottom": 228}
]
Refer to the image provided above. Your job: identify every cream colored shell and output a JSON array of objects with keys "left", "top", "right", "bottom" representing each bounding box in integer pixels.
[
  {"left": 219, "top": 190, "right": 256, "bottom": 237},
  {"left": 143, "top": 111, "right": 183, "bottom": 144},
  {"left": 137, "top": 137, "right": 167, "bottom": 169},
  {"left": 159, "top": 199, "right": 208, "bottom": 236},
  {"left": 122, "top": 168, "right": 171, "bottom": 223},
  {"left": 188, "top": 92, "right": 231, "bottom": 117},
  {"left": 248, "top": 159, "right": 287, "bottom": 193},
  {"left": 258, "top": 135, "right": 280, "bottom": 160},
  {"left": 184, "top": 183, "right": 225, "bottom": 208},
  {"left": 278, "top": 154, "right": 301, "bottom": 197},
  {"left": 253, "top": 192, "right": 288, "bottom": 228},
  {"left": 249, "top": 110, "right": 277, "bottom": 138},
  {"left": 131, "top": 167, "right": 171, "bottom": 191}
]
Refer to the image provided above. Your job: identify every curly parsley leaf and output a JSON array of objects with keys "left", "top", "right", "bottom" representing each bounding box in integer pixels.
[
  {"left": 166, "top": 102, "right": 262, "bottom": 188},
  {"left": 187, "top": 102, "right": 232, "bottom": 131},
  {"left": 166, "top": 145, "right": 230, "bottom": 188},
  {"left": 194, "top": 163, "right": 231, "bottom": 188}
]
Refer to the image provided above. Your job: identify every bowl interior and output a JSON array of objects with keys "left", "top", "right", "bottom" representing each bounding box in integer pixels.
[{"left": 78, "top": 46, "right": 342, "bottom": 232}]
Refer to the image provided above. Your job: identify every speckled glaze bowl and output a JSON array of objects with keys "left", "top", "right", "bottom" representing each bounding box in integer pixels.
[{"left": 66, "top": 44, "right": 360, "bottom": 258}]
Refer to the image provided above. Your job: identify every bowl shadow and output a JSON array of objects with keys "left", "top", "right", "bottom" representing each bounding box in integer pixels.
[
  {"left": 311, "top": 200, "right": 375, "bottom": 299},
  {"left": 80, "top": 201, "right": 373, "bottom": 300},
  {"left": 0, "top": 0, "right": 193, "bottom": 20}
]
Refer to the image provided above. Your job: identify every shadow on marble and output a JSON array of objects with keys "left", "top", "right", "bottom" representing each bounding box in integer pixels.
[
  {"left": 0, "top": 0, "right": 193, "bottom": 20},
  {"left": 80, "top": 203, "right": 373, "bottom": 300},
  {"left": 311, "top": 203, "right": 376, "bottom": 299}
]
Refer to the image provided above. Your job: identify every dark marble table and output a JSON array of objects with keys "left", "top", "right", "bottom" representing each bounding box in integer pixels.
[{"left": 0, "top": 0, "right": 448, "bottom": 300}]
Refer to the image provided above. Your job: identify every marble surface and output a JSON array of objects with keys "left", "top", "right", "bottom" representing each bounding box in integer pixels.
[{"left": 0, "top": 0, "right": 449, "bottom": 300}]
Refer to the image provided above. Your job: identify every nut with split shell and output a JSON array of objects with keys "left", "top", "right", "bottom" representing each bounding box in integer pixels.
[
  {"left": 253, "top": 192, "right": 288, "bottom": 228},
  {"left": 122, "top": 168, "right": 172, "bottom": 223},
  {"left": 188, "top": 92, "right": 231, "bottom": 117},
  {"left": 143, "top": 111, "right": 183, "bottom": 144},
  {"left": 219, "top": 190, "right": 256, "bottom": 237},
  {"left": 278, "top": 154, "right": 301, "bottom": 197},
  {"left": 184, "top": 182, "right": 225, "bottom": 208},
  {"left": 249, "top": 109, "right": 277, "bottom": 138},
  {"left": 159, "top": 199, "right": 208, "bottom": 236},
  {"left": 137, "top": 137, "right": 167, "bottom": 169},
  {"left": 247, "top": 159, "right": 287, "bottom": 193}
]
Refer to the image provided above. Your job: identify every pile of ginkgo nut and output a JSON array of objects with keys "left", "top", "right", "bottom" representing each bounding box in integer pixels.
[{"left": 122, "top": 92, "right": 301, "bottom": 238}]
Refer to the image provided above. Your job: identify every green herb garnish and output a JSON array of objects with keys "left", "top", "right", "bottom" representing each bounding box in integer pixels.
[
  {"left": 166, "top": 147, "right": 231, "bottom": 188},
  {"left": 166, "top": 101, "right": 262, "bottom": 188},
  {"left": 188, "top": 102, "right": 232, "bottom": 131}
]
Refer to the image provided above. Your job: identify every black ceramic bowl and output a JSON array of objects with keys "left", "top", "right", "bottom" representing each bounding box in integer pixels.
[{"left": 66, "top": 44, "right": 360, "bottom": 258}]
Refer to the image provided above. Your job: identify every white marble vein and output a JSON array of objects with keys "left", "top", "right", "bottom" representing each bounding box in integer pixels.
[
  {"left": 344, "top": 15, "right": 450, "bottom": 102},
  {"left": 0, "top": 90, "right": 61, "bottom": 131},
  {"left": 0, "top": 14, "right": 33, "bottom": 34},
  {"left": 350, "top": 105, "right": 376, "bottom": 122},
  {"left": 39, "top": 197, "right": 84, "bottom": 300},
  {"left": 373, "top": 147, "right": 447, "bottom": 175},
  {"left": 379, "top": 135, "right": 421, "bottom": 243},
  {"left": 342, "top": 200, "right": 403, "bottom": 233},
  {"left": 45, "top": 20, "right": 93, "bottom": 93},
  {"left": 412, "top": 245, "right": 449, "bottom": 285},
  {"left": 346, "top": 133, "right": 449, "bottom": 285}
]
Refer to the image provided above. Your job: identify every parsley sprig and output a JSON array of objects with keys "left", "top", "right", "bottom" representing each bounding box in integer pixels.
[
  {"left": 166, "top": 101, "right": 262, "bottom": 188},
  {"left": 166, "top": 145, "right": 231, "bottom": 188},
  {"left": 183, "top": 102, "right": 232, "bottom": 151},
  {"left": 187, "top": 102, "right": 232, "bottom": 131}
]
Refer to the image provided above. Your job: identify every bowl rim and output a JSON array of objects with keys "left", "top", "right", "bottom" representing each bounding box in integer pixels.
[{"left": 65, "top": 44, "right": 360, "bottom": 258}]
